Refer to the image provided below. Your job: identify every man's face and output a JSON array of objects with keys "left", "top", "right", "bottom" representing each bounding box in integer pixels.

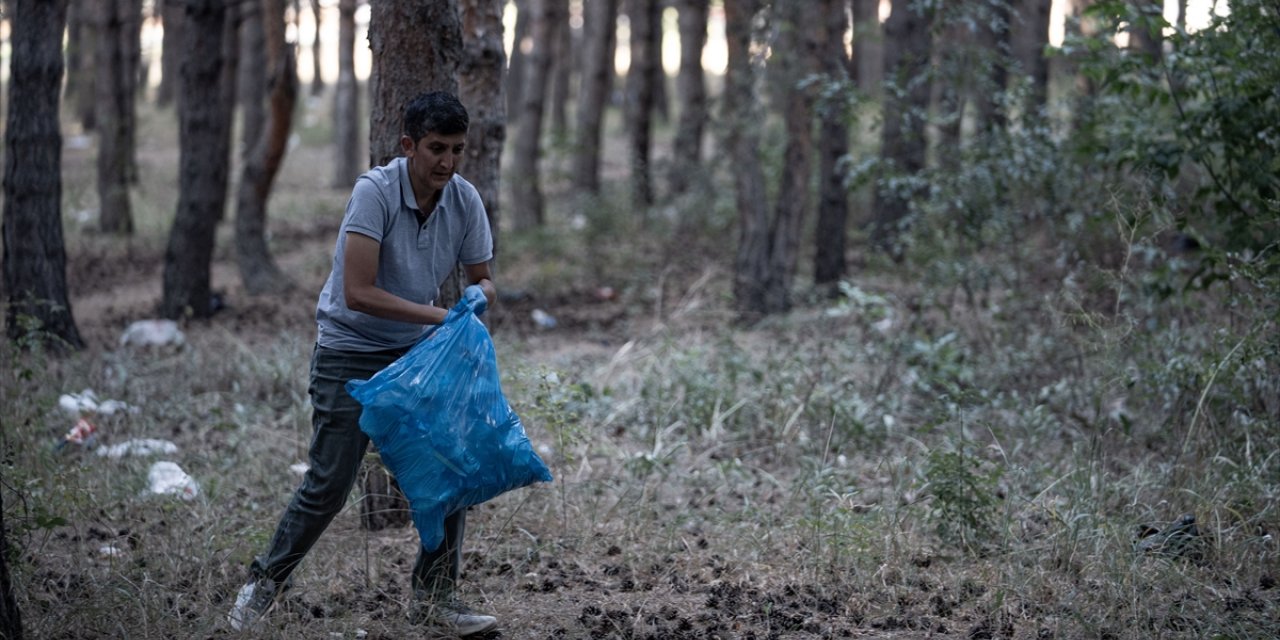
[{"left": 404, "top": 131, "right": 466, "bottom": 195}]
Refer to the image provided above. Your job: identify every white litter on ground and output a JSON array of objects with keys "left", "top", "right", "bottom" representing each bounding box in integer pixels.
[
  {"left": 58, "top": 389, "right": 138, "bottom": 417},
  {"left": 147, "top": 461, "right": 199, "bottom": 500},
  {"left": 97, "top": 439, "right": 179, "bottom": 459},
  {"left": 290, "top": 463, "right": 310, "bottom": 475},
  {"left": 120, "top": 319, "right": 186, "bottom": 348}
]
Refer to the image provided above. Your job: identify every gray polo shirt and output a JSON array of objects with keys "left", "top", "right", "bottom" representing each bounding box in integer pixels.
[{"left": 315, "top": 157, "right": 493, "bottom": 351}]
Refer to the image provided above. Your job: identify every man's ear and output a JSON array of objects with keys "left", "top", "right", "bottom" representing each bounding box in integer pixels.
[{"left": 400, "top": 135, "right": 415, "bottom": 156}]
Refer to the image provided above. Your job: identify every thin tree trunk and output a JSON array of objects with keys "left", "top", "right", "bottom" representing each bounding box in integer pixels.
[
  {"left": 1011, "top": 0, "right": 1050, "bottom": 117},
  {"left": 69, "top": 0, "right": 97, "bottom": 131},
  {"left": 95, "top": 0, "right": 141, "bottom": 234},
  {"left": 156, "top": 0, "right": 184, "bottom": 107},
  {"left": 849, "top": 0, "right": 881, "bottom": 101},
  {"left": 572, "top": 0, "right": 617, "bottom": 195},
  {"left": 508, "top": 0, "right": 560, "bottom": 229},
  {"left": 332, "top": 0, "right": 361, "bottom": 187},
  {"left": 160, "top": 0, "right": 238, "bottom": 320},
  {"left": 724, "top": 0, "right": 769, "bottom": 319},
  {"left": 1, "top": 481, "right": 21, "bottom": 639},
  {"left": 310, "top": 0, "right": 325, "bottom": 95},
  {"left": 1128, "top": 0, "right": 1163, "bottom": 62},
  {"left": 3, "top": 0, "right": 81, "bottom": 351},
  {"left": 973, "top": 0, "right": 1011, "bottom": 135},
  {"left": 235, "top": 0, "right": 297, "bottom": 295},
  {"left": 64, "top": 0, "right": 87, "bottom": 110},
  {"left": 506, "top": 0, "right": 531, "bottom": 124},
  {"left": 762, "top": 0, "right": 820, "bottom": 313},
  {"left": 459, "top": 0, "right": 507, "bottom": 254},
  {"left": 549, "top": 0, "right": 572, "bottom": 136},
  {"left": 627, "top": 0, "right": 659, "bottom": 207},
  {"left": 668, "top": 0, "right": 708, "bottom": 197},
  {"left": 814, "top": 0, "right": 851, "bottom": 290},
  {"left": 871, "top": 0, "right": 933, "bottom": 257}
]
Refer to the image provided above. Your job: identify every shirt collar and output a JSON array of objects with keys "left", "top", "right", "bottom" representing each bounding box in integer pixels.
[{"left": 397, "top": 157, "right": 418, "bottom": 212}]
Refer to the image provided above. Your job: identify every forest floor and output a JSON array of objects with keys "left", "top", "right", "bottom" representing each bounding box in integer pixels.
[{"left": 4, "top": 96, "right": 1278, "bottom": 640}]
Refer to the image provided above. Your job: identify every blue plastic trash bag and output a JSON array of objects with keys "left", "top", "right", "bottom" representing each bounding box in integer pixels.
[{"left": 346, "top": 296, "right": 553, "bottom": 551}]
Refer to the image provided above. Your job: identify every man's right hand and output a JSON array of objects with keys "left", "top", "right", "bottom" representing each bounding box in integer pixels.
[{"left": 464, "top": 284, "right": 488, "bottom": 316}]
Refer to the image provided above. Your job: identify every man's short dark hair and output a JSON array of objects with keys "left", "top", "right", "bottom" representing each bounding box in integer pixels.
[{"left": 403, "top": 91, "right": 469, "bottom": 141}]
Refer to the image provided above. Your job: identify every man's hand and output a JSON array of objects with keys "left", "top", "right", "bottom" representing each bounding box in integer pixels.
[{"left": 464, "top": 284, "right": 488, "bottom": 316}]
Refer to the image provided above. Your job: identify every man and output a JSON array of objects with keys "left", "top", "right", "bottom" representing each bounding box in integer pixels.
[{"left": 228, "top": 91, "right": 499, "bottom": 637}]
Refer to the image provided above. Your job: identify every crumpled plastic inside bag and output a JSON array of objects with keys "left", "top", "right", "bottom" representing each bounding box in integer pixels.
[{"left": 347, "top": 297, "right": 553, "bottom": 551}]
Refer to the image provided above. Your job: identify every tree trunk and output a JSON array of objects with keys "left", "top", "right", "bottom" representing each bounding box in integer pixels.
[
  {"left": 95, "top": 0, "right": 141, "bottom": 234},
  {"left": 508, "top": 0, "right": 560, "bottom": 229},
  {"left": 627, "top": 0, "right": 660, "bottom": 207},
  {"left": 549, "top": 0, "right": 572, "bottom": 136},
  {"left": 724, "top": 0, "right": 770, "bottom": 319},
  {"left": 3, "top": 0, "right": 81, "bottom": 352},
  {"left": 368, "top": 0, "right": 462, "bottom": 167},
  {"left": 458, "top": 0, "right": 507, "bottom": 255},
  {"left": 309, "top": 0, "right": 325, "bottom": 95},
  {"left": 973, "top": 0, "right": 1011, "bottom": 135},
  {"left": 762, "top": 0, "right": 820, "bottom": 313},
  {"left": 668, "top": 0, "right": 708, "bottom": 197},
  {"left": 364, "top": 0, "right": 464, "bottom": 531},
  {"left": 505, "top": 0, "right": 531, "bottom": 124},
  {"left": 64, "top": 0, "right": 87, "bottom": 112},
  {"left": 1010, "top": 0, "right": 1050, "bottom": 117},
  {"left": 1128, "top": 0, "right": 1163, "bottom": 62},
  {"left": 849, "top": 0, "right": 881, "bottom": 101},
  {"left": 235, "top": 0, "right": 297, "bottom": 295},
  {"left": 572, "top": 0, "right": 617, "bottom": 195},
  {"left": 156, "top": 0, "right": 184, "bottom": 107},
  {"left": 332, "top": 0, "right": 361, "bottom": 187},
  {"left": 68, "top": 0, "right": 97, "bottom": 132},
  {"left": 1, "top": 480, "right": 21, "bottom": 639},
  {"left": 814, "top": 0, "right": 851, "bottom": 290},
  {"left": 871, "top": 0, "right": 933, "bottom": 257},
  {"left": 160, "top": 0, "right": 238, "bottom": 320}
]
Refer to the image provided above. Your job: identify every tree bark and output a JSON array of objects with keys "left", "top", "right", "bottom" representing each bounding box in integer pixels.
[
  {"left": 973, "top": 0, "right": 1011, "bottom": 135},
  {"left": 668, "top": 0, "right": 708, "bottom": 197},
  {"left": 762, "top": 0, "right": 820, "bottom": 313},
  {"left": 849, "top": 0, "right": 881, "bottom": 101},
  {"left": 458, "top": 0, "right": 507, "bottom": 255},
  {"left": 3, "top": 0, "right": 81, "bottom": 351},
  {"left": 235, "top": 0, "right": 297, "bottom": 295},
  {"left": 549, "top": 0, "right": 572, "bottom": 136},
  {"left": 1128, "top": 0, "right": 1163, "bottom": 62},
  {"left": 572, "top": 0, "right": 617, "bottom": 195},
  {"left": 332, "top": 0, "right": 361, "bottom": 187},
  {"left": 368, "top": 0, "right": 462, "bottom": 167},
  {"left": 1010, "top": 0, "right": 1051, "bottom": 117},
  {"left": 309, "top": 0, "right": 325, "bottom": 95},
  {"left": 508, "top": 0, "right": 560, "bottom": 229},
  {"left": 95, "top": 0, "right": 141, "bottom": 234},
  {"left": 723, "top": 0, "right": 770, "bottom": 319},
  {"left": 64, "top": 0, "right": 87, "bottom": 112},
  {"left": 160, "top": 0, "right": 238, "bottom": 320},
  {"left": 1, "top": 480, "right": 21, "bottom": 639},
  {"left": 506, "top": 0, "right": 531, "bottom": 124},
  {"left": 364, "top": 0, "right": 464, "bottom": 531},
  {"left": 68, "top": 0, "right": 97, "bottom": 131},
  {"left": 156, "top": 0, "right": 184, "bottom": 107},
  {"left": 627, "top": 0, "right": 660, "bottom": 207},
  {"left": 871, "top": 0, "right": 933, "bottom": 257},
  {"left": 814, "top": 0, "right": 851, "bottom": 290}
]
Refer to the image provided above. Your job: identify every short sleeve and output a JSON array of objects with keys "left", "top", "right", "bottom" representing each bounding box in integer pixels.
[
  {"left": 342, "top": 177, "right": 391, "bottom": 243},
  {"left": 459, "top": 185, "right": 493, "bottom": 265}
]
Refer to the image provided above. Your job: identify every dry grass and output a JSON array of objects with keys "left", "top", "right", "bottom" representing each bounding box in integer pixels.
[{"left": 2, "top": 93, "right": 1278, "bottom": 640}]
